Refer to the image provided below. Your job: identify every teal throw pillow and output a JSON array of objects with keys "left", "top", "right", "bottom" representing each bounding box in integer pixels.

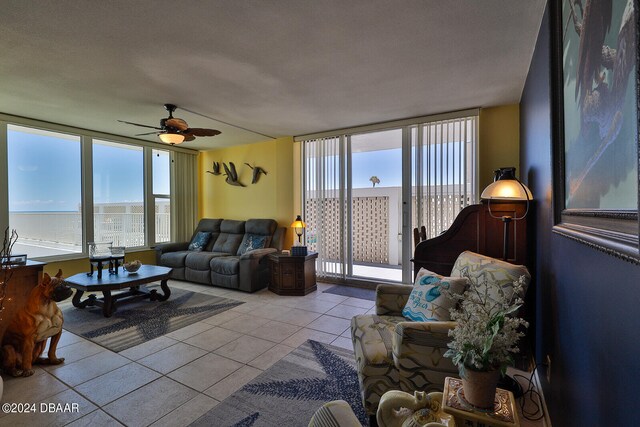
[
  {"left": 402, "top": 268, "right": 469, "bottom": 321},
  {"left": 188, "top": 231, "right": 212, "bottom": 252},
  {"left": 239, "top": 234, "right": 267, "bottom": 255}
]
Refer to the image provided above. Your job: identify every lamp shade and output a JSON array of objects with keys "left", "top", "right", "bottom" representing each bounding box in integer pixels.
[
  {"left": 481, "top": 167, "right": 532, "bottom": 200},
  {"left": 291, "top": 215, "right": 306, "bottom": 229},
  {"left": 481, "top": 179, "right": 533, "bottom": 200},
  {"left": 158, "top": 132, "right": 185, "bottom": 145}
]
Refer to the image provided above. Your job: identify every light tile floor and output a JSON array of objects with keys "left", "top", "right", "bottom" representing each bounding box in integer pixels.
[
  {"left": 0, "top": 280, "right": 547, "bottom": 427},
  {"left": 0, "top": 281, "right": 374, "bottom": 426}
]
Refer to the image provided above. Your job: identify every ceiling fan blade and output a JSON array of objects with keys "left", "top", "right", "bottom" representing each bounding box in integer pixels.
[
  {"left": 186, "top": 128, "right": 221, "bottom": 137},
  {"left": 135, "top": 131, "right": 159, "bottom": 136},
  {"left": 165, "top": 118, "right": 189, "bottom": 131},
  {"left": 182, "top": 134, "right": 196, "bottom": 142},
  {"left": 117, "top": 120, "right": 162, "bottom": 130}
]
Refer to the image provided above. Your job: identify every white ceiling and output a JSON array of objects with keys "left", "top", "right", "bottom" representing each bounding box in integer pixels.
[{"left": 0, "top": 1, "right": 546, "bottom": 151}]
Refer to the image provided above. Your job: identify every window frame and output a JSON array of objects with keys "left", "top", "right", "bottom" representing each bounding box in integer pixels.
[
  {"left": 0, "top": 113, "right": 196, "bottom": 262},
  {"left": 150, "top": 148, "right": 172, "bottom": 246}
]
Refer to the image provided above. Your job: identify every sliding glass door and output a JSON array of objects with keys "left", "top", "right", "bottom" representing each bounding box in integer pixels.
[
  {"left": 349, "top": 129, "right": 405, "bottom": 282},
  {"left": 302, "top": 112, "right": 478, "bottom": 284}
]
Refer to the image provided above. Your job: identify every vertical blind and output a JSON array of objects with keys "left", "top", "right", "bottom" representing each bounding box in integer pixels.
[
  {"left": 303, "top": 136, "right": 347, "bottom": 279},
  {"left": 413, "top": 116, "right": 478, "bottom": 238},
  {"left": 302, "top": 112, "right": 478, "bottom": 281}
]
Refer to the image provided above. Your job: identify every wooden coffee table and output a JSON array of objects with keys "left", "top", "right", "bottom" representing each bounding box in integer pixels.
[{"left": 65, "top": 265, "right": 172, "bottom": 317}]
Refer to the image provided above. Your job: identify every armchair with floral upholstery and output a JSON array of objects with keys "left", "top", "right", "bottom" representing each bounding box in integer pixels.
[{"left": 350, "top": 251, "right": 530, "bottom": 416}]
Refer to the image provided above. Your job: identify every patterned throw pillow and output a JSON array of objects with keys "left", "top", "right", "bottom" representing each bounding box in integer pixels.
[
  {"left": 238, "top": 234, "right": 267, "bottom": 255},
  {"left": 188, "top": 231, "right": 212, "bottom": 252},
  {"left": 402, "top": 268, "right": 469, "bottom": 321}
]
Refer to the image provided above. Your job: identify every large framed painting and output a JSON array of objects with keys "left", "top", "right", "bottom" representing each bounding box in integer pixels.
[{"left": 551, "top": 0, "right": 640, "bottom": 263}]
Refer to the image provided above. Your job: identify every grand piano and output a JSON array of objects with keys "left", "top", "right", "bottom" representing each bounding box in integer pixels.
[{"left": 412, "top": 201, "right": 529, "bottom": 277}]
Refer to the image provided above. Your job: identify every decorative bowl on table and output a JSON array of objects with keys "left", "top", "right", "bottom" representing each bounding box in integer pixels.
[{"left": 123, "top": 260, "right": 142, "bottom": 273}]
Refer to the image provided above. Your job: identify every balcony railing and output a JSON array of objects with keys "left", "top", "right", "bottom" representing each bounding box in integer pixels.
[
  {"left": 9, "top": 201, "right": 170, "bottom": 258},
  {"left": 306, "top": 186, "right": 474, "bottom": 266}
]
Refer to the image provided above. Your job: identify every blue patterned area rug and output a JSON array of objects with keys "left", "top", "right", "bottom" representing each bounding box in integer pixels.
[
  {"left": 62, "top": 288, "right": 243, "bottom": 352},
  {"left": 191, "top": 340, "right": 368, "bottom": 427},
  {"left": 324, "top": 285, "right": 376, "bottom": 301}
]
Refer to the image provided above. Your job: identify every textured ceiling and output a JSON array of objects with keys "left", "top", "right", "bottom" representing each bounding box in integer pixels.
[{"left": 0, "top": 0, "right": 545, "bottom": 150}]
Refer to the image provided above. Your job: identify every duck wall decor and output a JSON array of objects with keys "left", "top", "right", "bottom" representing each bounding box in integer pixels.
[
  {"left": 207, "top": 161, "right": 268, "bottom": 187},
  {"left": 244, "top": 163, "right": 268, "bottom": 184}
]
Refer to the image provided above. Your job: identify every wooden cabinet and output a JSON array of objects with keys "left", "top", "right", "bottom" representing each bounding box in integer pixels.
[
  {"left": 268, "top": 252, "right": 318, "bottom": 296},
  {"left": 413, "top": 202, "right": 529, "bottom": 277},
  {"left": 0, "top": 261, "right": 46, "bottom": 341}
]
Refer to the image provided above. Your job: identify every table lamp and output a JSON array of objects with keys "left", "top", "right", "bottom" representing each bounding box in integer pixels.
[
  {"left": 290, "top": 215, "right": 308, "bottom": 256},
  {"left": 480, "top": 167, "right": 532, "bottom": 260},
  {"left": 291, "top": 215, "right": 306, "bottom": 245}
]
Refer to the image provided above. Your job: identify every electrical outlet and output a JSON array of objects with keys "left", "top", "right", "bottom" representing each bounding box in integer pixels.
[{"left": 545, "top": 354, "right": 552, "bottom": 383}]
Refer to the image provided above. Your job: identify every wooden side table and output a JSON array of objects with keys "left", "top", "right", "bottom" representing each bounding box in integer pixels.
[
  {"left": 442, "top": 377, "right": 520, "bottom": 427},
  {"left": 268, "top": 252, "right": 318, "bottom": 296},
  {"left": 0, "top": 261, "right": 46, "bottom": 342}
]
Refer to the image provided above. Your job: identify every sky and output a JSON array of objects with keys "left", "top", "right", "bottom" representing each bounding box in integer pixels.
[
  {"left": 8, "top": 127, "right": 170, "bottom": 212},
  {"left": 8, "top": 125, "right": 465, "bottom": 212},
  {"left": 310, "top": 143, "right": 467, "bottom": 190}
]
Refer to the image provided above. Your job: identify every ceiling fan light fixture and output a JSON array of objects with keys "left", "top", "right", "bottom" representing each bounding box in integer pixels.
[{"left": 158, "top": 132, "right": 185, "bottom": 145}]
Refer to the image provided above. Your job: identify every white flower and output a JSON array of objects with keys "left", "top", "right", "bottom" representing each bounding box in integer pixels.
[{"left": 443, "top": 275, "right": 529, "bottom": 374}]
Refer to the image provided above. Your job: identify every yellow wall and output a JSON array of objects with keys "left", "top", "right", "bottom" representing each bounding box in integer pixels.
[
  {"left": 198, "top": 137, "right": 295, "bottom": 248},
  {"left": 479, "top": 104, "right": 520, "bottom": 190},
  {"left": 44, "top": 250, "right": 157, "bottom": 277}
]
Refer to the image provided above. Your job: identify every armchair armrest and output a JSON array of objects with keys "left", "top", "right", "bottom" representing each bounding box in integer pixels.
[
  {"left": 375, "top": 284, "right": 413, "bottom": 316},
  {"left": 155, "top": 242, "right": 189, "bottom": 264},
  {"left": 392, "top": 321, "right": 456, "bottom": 361}
]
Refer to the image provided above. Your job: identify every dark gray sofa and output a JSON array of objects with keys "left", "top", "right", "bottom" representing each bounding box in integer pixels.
[{"left": 155, "top": 218, "right": 285, "bottom": 292}]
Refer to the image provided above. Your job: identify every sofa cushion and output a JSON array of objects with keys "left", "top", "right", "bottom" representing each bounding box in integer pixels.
[
  {"left": 210, "top": 257, "right": 240, "bottom": 275},
  {"left": 402, "top": 268, "right": 468, "bottom": 322},
  {"left": 188, "top": 231, "right": 212, "bottom": 252},
  {"left": 237, "top": 219, "right": 277, "bottom": 255},
  {"left": 212, "top": 220, "right": 245, "bottom": 254},
  {"left": 185, "top": 252, "right": 228, "bottom": 270},
  {"left": 245, "top": 218, "right": 277, "bottom": 235},
  {"left": 237, "top": 234, "right": 268, "bottom": 255},
  {"left": 160, "top": 251, "right": 190, "bottom": 268},
  {"left": 191, "top": 218, "right": 223, "bottom": 251}
]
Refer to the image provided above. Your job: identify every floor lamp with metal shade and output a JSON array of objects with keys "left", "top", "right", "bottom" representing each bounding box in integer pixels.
[
  {"left": 480, "top": 167, "right": 533, "bottom": 261},
  {"left": 480, "top": 167, "right": 532, "bottom": 397}
]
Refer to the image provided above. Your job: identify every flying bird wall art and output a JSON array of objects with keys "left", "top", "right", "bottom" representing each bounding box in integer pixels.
[
  {"left": 244, "top": 163, "right": 268, "bottom": 184},
  {"left": 207, "top": 161, "right": 268, "bottom": 187},
  {"left": 222, "top": 162, "right": 245, "bottom": 187},
  {"left": 206, "top": 162, "right": 222, "bottom": 175}
]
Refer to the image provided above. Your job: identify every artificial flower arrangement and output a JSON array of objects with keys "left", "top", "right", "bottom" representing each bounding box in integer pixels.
[{"left": 443, "top": 275, "right": 529, "bottom": 376}]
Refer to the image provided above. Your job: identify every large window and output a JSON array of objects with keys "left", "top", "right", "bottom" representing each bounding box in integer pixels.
[
  {"left": 7, "top": 125, "right": 83, "bottom": 257},
  {"left": 93, "top": 140, "right": 144, "bottom": 248},
  {"left": 153, "top": 149, "right": 171, "bottom": 243},
  {"left": 0, "top": 116, "right": 193, "bottom": 261}
]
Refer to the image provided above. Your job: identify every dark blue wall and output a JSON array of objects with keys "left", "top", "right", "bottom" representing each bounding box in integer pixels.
[{"left": 520, "top": 3, "right": 640, "bottom": 426}]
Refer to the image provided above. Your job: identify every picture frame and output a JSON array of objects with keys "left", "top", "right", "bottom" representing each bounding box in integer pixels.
[{"left": 550, "top": 0, "right": 640, "bottom": 264}]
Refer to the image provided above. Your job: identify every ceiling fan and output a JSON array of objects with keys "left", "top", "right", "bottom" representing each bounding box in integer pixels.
[{"left": 118, "top": 104, "right": 221, "bottom": 145}]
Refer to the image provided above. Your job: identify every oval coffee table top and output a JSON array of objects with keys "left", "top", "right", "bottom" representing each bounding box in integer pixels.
[{"left": 64, "top": 264, "right": 172, "bottom": 291}]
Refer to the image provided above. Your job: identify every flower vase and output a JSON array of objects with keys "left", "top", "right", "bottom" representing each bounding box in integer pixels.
[{"left": 460, "top": 367, "right": 500, "bottom": 409}]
